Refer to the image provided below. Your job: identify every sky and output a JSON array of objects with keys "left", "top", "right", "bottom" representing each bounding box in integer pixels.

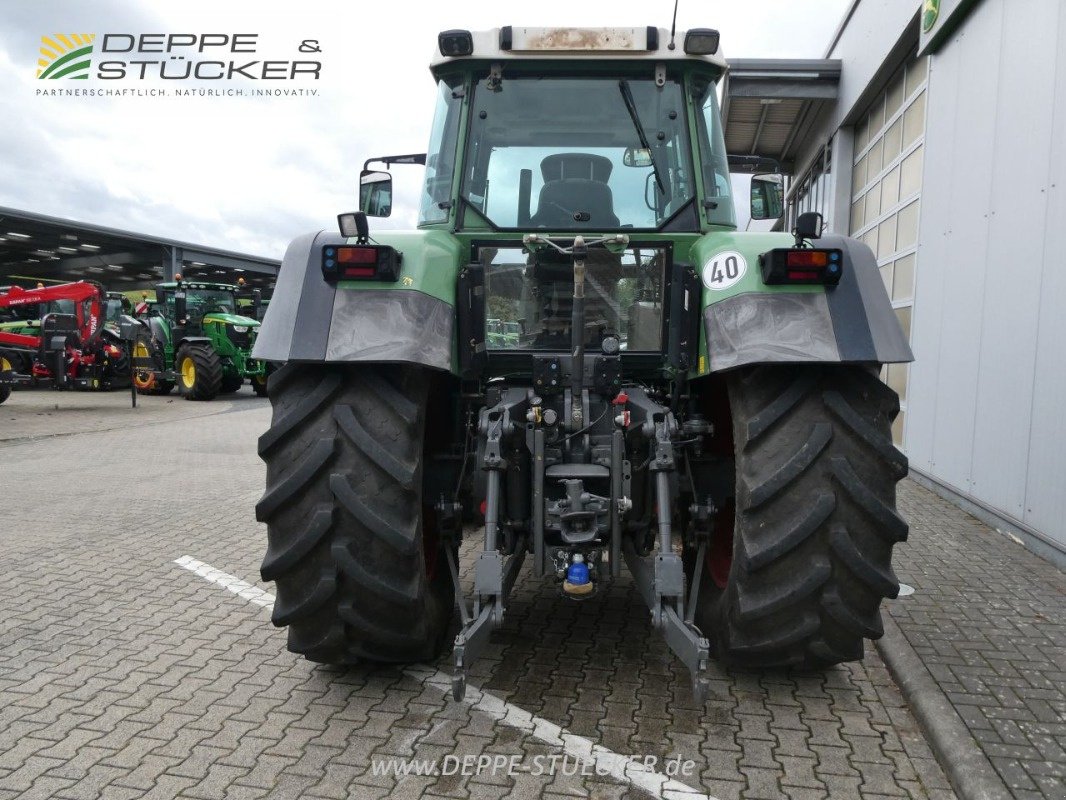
[{"left": 0, "top": 0, "right": 851, "bottom": 259}]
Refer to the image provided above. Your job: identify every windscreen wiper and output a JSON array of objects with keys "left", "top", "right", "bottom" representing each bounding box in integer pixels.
[{"left": 618, "top": 79, "right": 666, "bottom": 196}]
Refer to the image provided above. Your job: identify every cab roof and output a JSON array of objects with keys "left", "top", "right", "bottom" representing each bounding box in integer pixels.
[{"left": 429, "top": 26, "right": 728, "bottom": 73}]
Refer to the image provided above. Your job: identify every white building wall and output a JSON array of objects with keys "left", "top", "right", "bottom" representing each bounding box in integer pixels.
[
  {"left": 789, "top": 0, "right": 920, "bottom": 194},
  {"left": 823, "top": 1, "right": 921, "bottom": 129},
  {"left": 905, "top": 0, "right": 1066, "bottom": 553}
]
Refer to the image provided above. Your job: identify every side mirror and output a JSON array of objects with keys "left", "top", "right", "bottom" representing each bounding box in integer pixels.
[
  {"left": 173, "top": 290, "right": 187, "bottom": 324},
  {"left": 623, "top": 147, "right": 654, "bottom": 168},
  {"left": 749, "top": 173, "right": 784, "bottom": 221},
  {"left": 359, "top": 170, "right": 393, "bottom": 217},
  {"left": 795, "top": 211, "right": 824, "bottom": 243}
]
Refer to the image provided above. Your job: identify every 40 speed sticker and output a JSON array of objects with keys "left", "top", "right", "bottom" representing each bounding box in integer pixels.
[{"left": 702, "top": 251, "right": 748, "bottom": 291}]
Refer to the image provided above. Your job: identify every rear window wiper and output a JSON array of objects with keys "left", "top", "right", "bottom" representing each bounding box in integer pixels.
[{"left": 618, "top": 79, "right": 666, "bottom": 197}]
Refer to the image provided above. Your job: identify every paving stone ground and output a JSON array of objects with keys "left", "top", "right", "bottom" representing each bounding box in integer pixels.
[
  {"left": 0, "top": 386, "right": 995, "bottom": 800},
  {"left": 892, "top": 483, "right": 1066, "bottom": 800}
]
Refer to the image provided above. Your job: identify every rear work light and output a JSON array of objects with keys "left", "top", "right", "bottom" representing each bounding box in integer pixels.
[
  {"left": 438, "top": 29, "right": 473, "bottom": 57},
  {"left": 759, "top": 248, "right": 844, "bottom": 286},
  {"left": 683, "top": 29, "right": 720, "bottom": 55},
  {"left": 321, "top": 245, "right": 402, "bottom": 283}
]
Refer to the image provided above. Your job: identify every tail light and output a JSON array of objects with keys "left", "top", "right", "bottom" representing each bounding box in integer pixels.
[
  {"left": 759, "top": 248, "right": 843, "bottom": 286},
  {"left": 321, "top": 245, "right": 401, "bottom": 283}
]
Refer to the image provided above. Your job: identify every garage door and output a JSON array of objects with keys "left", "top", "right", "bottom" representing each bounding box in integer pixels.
[{"left": 849, "top": 54, "right": 929, "bottom": 446}]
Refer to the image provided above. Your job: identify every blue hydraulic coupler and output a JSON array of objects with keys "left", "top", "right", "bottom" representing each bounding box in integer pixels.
[
  {"left": 567, "top": 562, "right": 589, "bottom": 585},
  {"left": 562, "top": 554, "right": 594, "bottom": 597}
]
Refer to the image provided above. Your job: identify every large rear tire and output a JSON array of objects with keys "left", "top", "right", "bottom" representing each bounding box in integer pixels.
[
  {"left": 694, "top": 365, "right": 908, "bottom": 669},
  {"left": 176, "top": 344, "right": 222, "bottom": 401},
  {"left": 255, "top": 363, "right": 455, "bottom": 663}
]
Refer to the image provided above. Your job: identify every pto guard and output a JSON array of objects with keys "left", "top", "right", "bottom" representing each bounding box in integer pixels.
[
  {"left": 704, "top": 235, "right": 914, "bottom": 372},
  {"left": 252, "top": 231, "right": 455, "bottom": 371}
]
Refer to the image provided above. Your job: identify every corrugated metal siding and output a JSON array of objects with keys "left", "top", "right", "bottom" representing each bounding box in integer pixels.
[
  {"left": 1021, "top": 0, "right": 1066, "bottom": 543},
  {"left": 906, "top": 0, "right": 1066, "bottom": 551}
]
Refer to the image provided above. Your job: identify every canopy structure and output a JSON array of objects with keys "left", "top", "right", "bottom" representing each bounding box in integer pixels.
[
  {"left": 722, "top": 59, "right": 841, "bottom": 172},
  {"left": 0, "top": 206, "right": 279, "bottom": 291}
]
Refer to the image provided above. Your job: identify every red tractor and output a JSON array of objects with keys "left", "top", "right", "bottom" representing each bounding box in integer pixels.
[{"left": 0, "top": 281, "right": 131, "bottom": 405}]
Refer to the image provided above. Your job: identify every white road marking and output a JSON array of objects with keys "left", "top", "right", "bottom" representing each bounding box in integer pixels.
[
  {"left": 174, "top": 555, "right": 716, "bottom": 800},
  {"left": 174, "top": 555, "right": 275, "bottom": 609}
]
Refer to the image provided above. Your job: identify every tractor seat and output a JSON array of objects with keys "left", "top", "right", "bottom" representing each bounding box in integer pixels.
[{"left": 530, "top": 179, "right": 620, "bottom": 228}]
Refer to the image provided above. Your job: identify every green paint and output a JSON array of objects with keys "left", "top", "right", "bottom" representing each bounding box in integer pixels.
[
  {"left": 337, "top": 229, "right": 463, "bottom": 304},
  {"left": 689, "top": 231, "right": 824, "bottom": 302},
  {"left": 922, "top": 0, "right": 941, "bottom": 33},
  {"left": 202, "top": 312, "right": 260, "bottom": 327}
]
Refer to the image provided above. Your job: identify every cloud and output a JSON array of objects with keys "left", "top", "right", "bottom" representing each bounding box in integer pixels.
[{"left": 0, "top": 0, "right": 850, "bottom": 257}]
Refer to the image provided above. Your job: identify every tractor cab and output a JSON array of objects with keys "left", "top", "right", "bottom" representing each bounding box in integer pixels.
[
  {"left": 103, "top": 292, "right": 135, "bottom": 336},
  {"left": 156, "top": 281, "right": 238, "bottom": 334},
  {"left": 418, "top": 26, "right": 735, "bottom": 235}
]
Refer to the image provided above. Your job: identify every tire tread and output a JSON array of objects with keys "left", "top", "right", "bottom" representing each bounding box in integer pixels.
[
  {"left": 256, "top": 364, "right": 452, "bottom": 664},
  {"left": 698, "top": 365, "right": 908, "bottom": 669}
]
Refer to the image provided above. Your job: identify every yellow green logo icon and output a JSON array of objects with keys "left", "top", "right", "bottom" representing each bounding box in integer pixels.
[
  {"left": 37, "top": 34, "right": 95, "bottom": 80},
  {"left": 922, "top": 0, "right": 940, "bottom": 34}
]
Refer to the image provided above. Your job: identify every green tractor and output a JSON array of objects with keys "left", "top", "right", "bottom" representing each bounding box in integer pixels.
[
  {"left": 253, "top": 26, "right": 913, "bottom": 700},
  {"left": 133, "top": 278, "right": 267, "bottom": 400},
  {"left": 0, "top": 303, "right": 38, "bottom": 381}
]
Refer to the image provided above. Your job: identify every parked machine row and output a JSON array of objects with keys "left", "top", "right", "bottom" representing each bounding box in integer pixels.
[{"left": 0, "top": 277, "right": 269, "bottom": 404}]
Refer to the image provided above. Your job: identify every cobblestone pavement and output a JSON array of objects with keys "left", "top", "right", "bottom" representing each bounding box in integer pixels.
[
  {"left": 0, "top": 388, "right": 961, "bottom": 800},
  {"left": 892, "top": 483, "right": 1066, "bottom": 800},
  {"left": 0, "top": 385, "right": 261, "bottom": 442}
]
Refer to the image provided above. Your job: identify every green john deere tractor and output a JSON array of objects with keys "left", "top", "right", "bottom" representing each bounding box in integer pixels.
[
  {"left": 133, "top": 278, "right": 267, "bottom": 400},
  {"left": 253, "top": 25, "right": 913, "bottom": 700}
]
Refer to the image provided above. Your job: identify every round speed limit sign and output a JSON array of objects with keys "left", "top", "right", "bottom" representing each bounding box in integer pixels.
[{"left": 702, "top": 251, "right": 748, "bottom": 291}]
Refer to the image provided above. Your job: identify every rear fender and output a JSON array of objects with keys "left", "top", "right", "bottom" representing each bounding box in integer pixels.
[
  {"left": 699, "top": 234, "right": 913, "bottom": 372},
  {"left": 252, "top": 230, "right": 459, "bottom": 372}
]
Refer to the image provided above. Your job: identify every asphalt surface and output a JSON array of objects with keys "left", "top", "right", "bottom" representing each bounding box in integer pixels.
[{"left": 0, "top": 385, "right": 1048, "bottom": 799}]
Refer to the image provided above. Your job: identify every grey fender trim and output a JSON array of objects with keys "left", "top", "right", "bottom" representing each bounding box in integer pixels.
[
  {"left": 324, "top": 289, "right": 452, "bottom": 370},
  {"left": 252, "top": 231, "right": 453, "bottom": 372},
  {"left": 704, "top": 235, "right": 914, "bottom": 372},
  {"left": 252, "top": 230, "right": 334, "bottom": 362}
]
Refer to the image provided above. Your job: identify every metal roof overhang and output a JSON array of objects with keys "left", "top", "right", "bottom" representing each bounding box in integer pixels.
[
  {"left": 0, "top": 206, "right": 280, "bottom": 291},
  {"left": 722, "top": 59, "right": 841, "bottom": 173}
]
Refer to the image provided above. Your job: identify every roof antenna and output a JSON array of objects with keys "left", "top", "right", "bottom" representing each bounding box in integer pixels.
[{"left": 668, "top": 0, "right": 679, "bottom": 50}]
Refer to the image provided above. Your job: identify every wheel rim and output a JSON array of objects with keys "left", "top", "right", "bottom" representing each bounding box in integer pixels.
[
  {"left": 133, "top": 342, "right": 154, "bottom": 389},
  {"left": 0, "top": 357, "right": 10, "bottom": 372},
  {"left": 181, "top": 357, "right": 196, "bottom": 388}
]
